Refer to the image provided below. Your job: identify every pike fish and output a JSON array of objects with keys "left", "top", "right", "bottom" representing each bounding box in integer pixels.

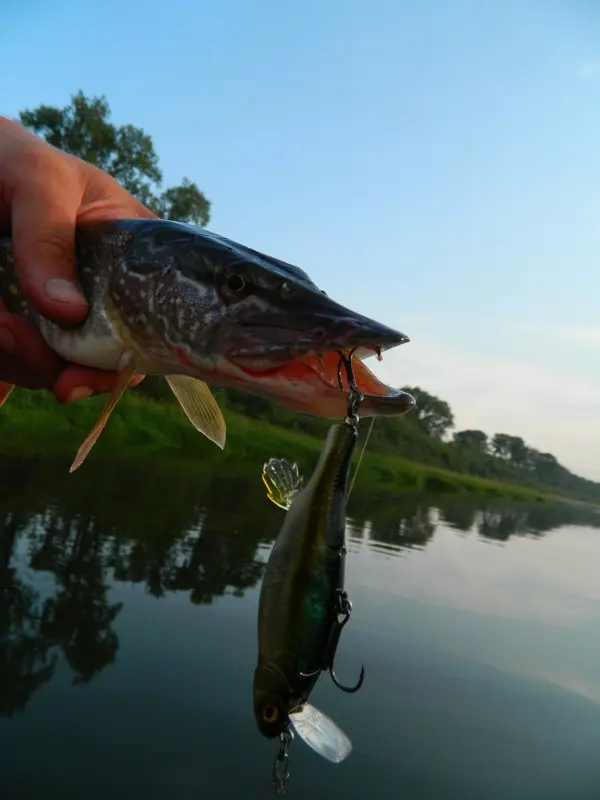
[
  {"left": 0, "top": 218, "right": 414, "bottom": 470},
  {"left": 254, "top": 416, "right": 364, "bottom": 786}
]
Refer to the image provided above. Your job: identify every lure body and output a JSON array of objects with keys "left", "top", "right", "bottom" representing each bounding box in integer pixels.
[{"left": 253, "top": 422, "right": 359, "bottom": 739}]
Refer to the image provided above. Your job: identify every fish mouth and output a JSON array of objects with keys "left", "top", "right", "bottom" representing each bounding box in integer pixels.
[
  {"left": 230, "top": 347, "right": 415, "bottom": 419},
  {"left": 212, "top": 278, "right": 414, "bottom": 418}
]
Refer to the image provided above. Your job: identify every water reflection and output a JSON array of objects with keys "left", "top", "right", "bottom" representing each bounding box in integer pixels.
[
  {"left": 352, "top": 493, "right": 438, "bottom": 552},
  {"left": 1, "top": 455, "right": 600, "bottom": 719},
  {"left": 0, "top": 512, "right": 57, "bottom": 716}
]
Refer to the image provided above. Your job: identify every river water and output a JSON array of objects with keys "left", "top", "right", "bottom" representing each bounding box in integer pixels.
[{"left": 1, "top": 455, "right": 600, "bottom": 799}]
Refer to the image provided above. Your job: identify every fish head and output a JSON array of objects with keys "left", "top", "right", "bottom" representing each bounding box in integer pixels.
[
  {"left": 111, "top": 219, "right": 415, "bottom": 418},
  {"left": 252, "top": 664, "right": 293, "bottom": 739}
]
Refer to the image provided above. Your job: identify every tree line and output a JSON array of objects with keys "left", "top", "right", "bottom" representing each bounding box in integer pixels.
[
  {"left": 208, "top": 382, "right": 600, "bottom": 503},
  {"left": 401, "top": 387, "right": 600, "bottom": 502},
  {"left": 18, "top": 92, "right": 600, "bottom": 503}
]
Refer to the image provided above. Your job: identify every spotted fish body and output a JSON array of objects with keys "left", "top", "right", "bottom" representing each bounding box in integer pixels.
[
  {"left": 0, "top": 218, "right": 415, "bottom": 470},
  {"left": 1, "top": 218, "right": 320, "bottom": 377}
]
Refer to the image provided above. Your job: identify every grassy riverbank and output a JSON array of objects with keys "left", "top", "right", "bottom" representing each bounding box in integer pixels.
[{"left": 0, "top": 386, "right": 559, "bottom": 503}]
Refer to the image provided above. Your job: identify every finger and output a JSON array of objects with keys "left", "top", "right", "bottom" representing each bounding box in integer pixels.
[
  {"left": 78, "top": 160, "right": 158, "bottom": 223},
  {"left": 0, "top": 313, "right": 64, "bottom": 389},
  {"left": 10, "top": 149, "right": 89, "bottom": 326},
  {"left": 53, "top": 365, "right": 145, "bottom": 404}
]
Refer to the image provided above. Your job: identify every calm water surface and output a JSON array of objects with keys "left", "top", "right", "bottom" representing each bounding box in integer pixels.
[{"left": 2, "top": 456, "right": 600, "bottom": 799}]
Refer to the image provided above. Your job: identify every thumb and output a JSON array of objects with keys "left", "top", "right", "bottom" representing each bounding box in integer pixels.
[{"left": 11, "top": 173, "right": 89, "bottom": 325}]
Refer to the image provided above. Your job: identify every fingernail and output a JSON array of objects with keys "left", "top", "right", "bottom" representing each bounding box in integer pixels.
[
  {"left": 0, "top": 327, "right": 15, "bottom": 354},
  {"left": 45, "top": 279, "right": 88, "bottom": 307},
  {"left": 66, "top": 386, "right": 94, "bottom": 403}
]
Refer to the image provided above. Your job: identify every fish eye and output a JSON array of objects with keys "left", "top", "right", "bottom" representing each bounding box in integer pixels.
[
  {"left": 263, "top": 705, "right": 279, "bottom": 723},
  {"left": 225, "top": 273, "right": 245, "bottom": 293}
]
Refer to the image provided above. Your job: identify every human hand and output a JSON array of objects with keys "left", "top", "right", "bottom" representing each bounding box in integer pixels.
[{"left": 0, "top": 115, "right": 154, "bottom": 402}]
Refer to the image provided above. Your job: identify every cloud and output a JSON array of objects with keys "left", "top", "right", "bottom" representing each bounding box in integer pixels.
[
  {"left": 367, "top": 334, "right": 600, "bottom": 481},
  {"left": 558, "top": 326, "right": 600, "bottom": 345},
  {"left": 579, "top": 61, "right": 600, "bottom": 79}
]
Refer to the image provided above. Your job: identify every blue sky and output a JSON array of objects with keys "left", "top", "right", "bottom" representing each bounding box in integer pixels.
[{"left": 3, "top": 0, "right": 600, "bottom": 477}]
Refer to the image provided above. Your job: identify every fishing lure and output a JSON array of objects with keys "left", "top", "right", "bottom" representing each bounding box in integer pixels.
[{"left": 254, "top": 353, "right": 365, "bottom": 794}]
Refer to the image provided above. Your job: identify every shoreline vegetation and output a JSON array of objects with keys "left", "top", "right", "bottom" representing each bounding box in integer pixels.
[{"left": 0, "top": 383, "right": 589, "bottom": 507}]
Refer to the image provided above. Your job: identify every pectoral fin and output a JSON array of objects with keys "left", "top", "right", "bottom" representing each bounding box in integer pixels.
[
  {"left": 166, "top": 376, "right": 226, "bottom": 449},
  {"left": 69, "top": 361, "right": 137, "bottom": 473},
  {"left": 0, "top": 382, "right": 14, "bottom": 407}
]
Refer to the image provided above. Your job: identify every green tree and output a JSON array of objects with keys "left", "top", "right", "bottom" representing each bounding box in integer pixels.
[
  {"left": 491, "top": 433, "right": 512, "bottom": 460},
  {"left": 491, "top": 433, "right": 529, "bottom": 468},
  {"left": 19, "top": 90, "right": 211, "bottom": 226},
  {"left": 453, "top": 429, "right": 488, "bottom": 453},
  {"left": 403, "top": 386, "right": 454, "bottom": 439},
  {"left": 506, "top": 435, "right": 529, "bottom": 468},
  {"left": 528, "top": 449, "right": 561, "bottom": 482}
]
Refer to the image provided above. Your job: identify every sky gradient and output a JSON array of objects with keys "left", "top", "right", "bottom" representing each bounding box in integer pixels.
[{"left": 3, "top": 0, "right": 600, "bottom": 477}]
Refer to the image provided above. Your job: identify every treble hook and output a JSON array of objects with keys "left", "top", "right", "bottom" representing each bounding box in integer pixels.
[
  {"left": 336, "top": 349, "right": 364, "bottom": 427},
  {"left": 272, "top": 728, "right": 293, "bottom": 795},
  {"left": 324, "top": 590, "right": 365, "bottom": 694}
]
